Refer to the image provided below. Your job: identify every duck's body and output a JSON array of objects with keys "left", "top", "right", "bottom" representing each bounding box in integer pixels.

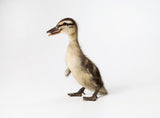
[
  {"left": 66, "top": 36, "right": 106, "bottom": 94},
  {"left": 66, "top": 39, "right": 95, "bottom": 90},
  {"left": 47, "top": 18, "right": 107, "bottom": 101}
]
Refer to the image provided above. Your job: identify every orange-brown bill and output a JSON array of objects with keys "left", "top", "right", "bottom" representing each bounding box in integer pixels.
[{"left": 46, "top": 26, "right": 61, "bottom": 36}]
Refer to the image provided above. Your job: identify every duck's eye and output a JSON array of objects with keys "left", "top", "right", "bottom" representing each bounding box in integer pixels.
[{"left": 63, "top": 23, "right": 67, "bottom": 26}]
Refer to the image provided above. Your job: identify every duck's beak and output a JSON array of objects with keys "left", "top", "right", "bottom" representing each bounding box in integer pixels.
[{"left": 46, "top": 26, "right": 61, "bottom": 36}]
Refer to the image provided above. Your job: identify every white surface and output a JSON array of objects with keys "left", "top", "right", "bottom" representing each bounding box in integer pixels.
[{"left": 0, "top": 0, "right": 160, "bottom": 118}]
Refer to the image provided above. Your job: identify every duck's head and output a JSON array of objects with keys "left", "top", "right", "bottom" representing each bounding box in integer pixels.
[{"left": 47, "top": 18, "right": 78, "bottom": 36}]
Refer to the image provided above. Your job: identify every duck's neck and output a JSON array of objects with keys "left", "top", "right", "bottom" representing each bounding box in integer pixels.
[
  {"left": 69, "top": 32, "right": 78, "bottom": 43},
  {"left": 68, "top": 32, "right": 83, "bottom": 53},
  {"left": 68, "top": 32, "right": 80, "bottom": 47}
]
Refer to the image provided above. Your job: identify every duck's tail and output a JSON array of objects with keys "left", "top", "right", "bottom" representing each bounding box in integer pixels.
[{"left": 99, "top": 86, "right": 108, "bottom": 95}]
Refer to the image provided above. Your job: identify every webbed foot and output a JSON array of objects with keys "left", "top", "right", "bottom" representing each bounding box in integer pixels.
[
  {"left": 83, "top": 86, "right": 100, "bottom": 101},
  {"left": 83, "top": 95, "right": 97, "bottom": 101},
  {"left": 68, "top": 87, "right": 85, "bottom": 97}
]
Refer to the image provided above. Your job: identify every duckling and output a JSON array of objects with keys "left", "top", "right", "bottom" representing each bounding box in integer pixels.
[{"left": 46, "top": 18, "right": 108, "bottom": 101}]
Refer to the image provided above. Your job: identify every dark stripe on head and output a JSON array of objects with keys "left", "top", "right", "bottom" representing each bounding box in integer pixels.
[
  {"left": 58, "top": 17, "right": 78, "bottom": 29},
  {"left": 58, "top": 23, "right": 74, "bottom": 28}
]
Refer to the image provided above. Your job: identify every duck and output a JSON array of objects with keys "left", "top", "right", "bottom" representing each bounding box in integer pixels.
[{"left": 46, "top": 18, "right": 108, "bottom": 101}]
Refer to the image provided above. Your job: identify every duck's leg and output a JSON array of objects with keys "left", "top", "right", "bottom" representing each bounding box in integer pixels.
[
  {"left": 83, "top": 86, "right": 100, "bottom": 101},
  {"left": 68, "top": 87, "right": 85, "bottom": 97},
  {"left": 65, "top": 68, "right": 71, "bottom": 77}
]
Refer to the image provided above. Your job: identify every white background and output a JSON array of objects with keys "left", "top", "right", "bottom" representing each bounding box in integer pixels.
[{"left": 0, "top": 0, "right": 160, "bottom": 118}]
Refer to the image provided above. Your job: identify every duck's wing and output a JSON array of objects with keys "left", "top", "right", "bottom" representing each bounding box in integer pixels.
[{"left": 81, "top": 56, "right": 103, "bottom": 87}]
